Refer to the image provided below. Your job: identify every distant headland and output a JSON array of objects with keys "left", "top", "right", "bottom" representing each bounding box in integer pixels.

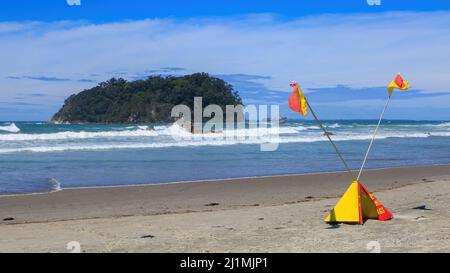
[{"left": 51, "top": 73, "right": 242, "bottom": 124}]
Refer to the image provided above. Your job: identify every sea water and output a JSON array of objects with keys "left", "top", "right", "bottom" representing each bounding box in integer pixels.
[{"left": 0, "top": 120, "right": 449, "bottom": 194}]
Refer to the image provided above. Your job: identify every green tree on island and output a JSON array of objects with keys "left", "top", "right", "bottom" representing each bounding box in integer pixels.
[{"left": 51, "top": 73, "right": 242, "bottom": 124}]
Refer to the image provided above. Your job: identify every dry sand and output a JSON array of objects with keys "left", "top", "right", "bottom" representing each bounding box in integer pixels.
[{"left": 0, "top": 165, "right": 449, "bottom": 252}]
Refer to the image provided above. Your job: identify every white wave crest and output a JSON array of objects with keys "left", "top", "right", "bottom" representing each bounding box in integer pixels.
[
  {"left": 0, "top": 127, "right": 158, "bottom": 141},
  {"left": 435, "top": 122, "right": 450, "bottom": 128},
  {"left": 48, "top": 178, "right": 61, "bottom": 192},
  {"left": 306, "top": 125, "right": 320, "bottom": 130},
  {"left": 327, "top": 123, "right": 340, "bottom": 129},
  {"left": 0, "top": 123, "right": 307, "bottom": 142},
  {"left": 0, "top": 123, "right": 20, "bottom": 133},
  {"left": 222, "top": 126, "right": 299, "bottom": 137},
  {"left": 0, "top": 131, "right": 438, "bottom": 154}
]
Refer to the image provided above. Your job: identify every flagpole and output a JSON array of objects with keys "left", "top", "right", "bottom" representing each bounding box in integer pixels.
[
  {"left": 305, "top": 99, "right": 355, "bottom": 180},
  {"left": 357, "top": 95, "right": 391, "bottom": 181}
]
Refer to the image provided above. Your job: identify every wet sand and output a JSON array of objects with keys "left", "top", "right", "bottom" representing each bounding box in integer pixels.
[{"left": 0, "top": 164, "right": 449, "bottom": 252}]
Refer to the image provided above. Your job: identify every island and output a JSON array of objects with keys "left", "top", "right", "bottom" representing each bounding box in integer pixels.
[{"left": 51, "top": 73, "right": 242, "bottom": 124}]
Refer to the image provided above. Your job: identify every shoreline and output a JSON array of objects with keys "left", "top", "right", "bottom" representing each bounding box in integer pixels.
[
  {"left": 0, "top": 164, "right": 449, "bottom": 252},
  {"left": 2, "top": 163, "right": 450, "bottom": 198},
  {"left": 49, "top": 162, "right": 450, "bottom": 190},
  {"left": 1, "top": 164, "right": 449, "bottom": 226}
]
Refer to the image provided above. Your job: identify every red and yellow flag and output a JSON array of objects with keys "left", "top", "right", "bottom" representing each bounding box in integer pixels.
[
  {"left": 387, "top": 74, "right": 409, "bottom": 97},
  {"left": 288, "top": 81, "right": 307, "bottom": 116}
]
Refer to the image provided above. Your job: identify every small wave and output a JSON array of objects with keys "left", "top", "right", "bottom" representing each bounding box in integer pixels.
[
  {"left": 291, "top": 126, "right": 308, "bottom": 131},
  {"left": 48, "top": 178, "right": 61, "bottom": 192},
  {"left": 327, "top": 123, "right": 340, "bottom": 129},
  {"left": 0, "top": 127, "right": 159, "bottom": 141},
  {"left": 428, "top": 132, "right": 450, "bottom": 137},
  {"left": 223, "top": 126, "right": 300, "bottom": 136},
  {"left": 153, "top": 125, "right": 169, "bottom": 130},
  {"left": 434, "top": 122, "right": 450, "bottom": 128},
  {"left": 378, "top": 122, "right": 450, "bottom": 128},
  {"left": 0, "top": 123, "right": 20, "bottom": 133},
  {"left": 306, "top": 126, "right": 320, "bottom": 130}
]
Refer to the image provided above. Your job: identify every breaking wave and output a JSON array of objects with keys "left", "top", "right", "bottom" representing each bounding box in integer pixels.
[
  {"left": 434, "top": 122, "right": 450, "bottom": 128},
  {"left": 0, "top": 123, "right": 20, "bottom": 133},
  {"left": 0, "top": 130, "right": 447, "bottom": 154},
  {"left": 327, "top": 123, "right": 340, "bottom": 129},
  {"left": 0, "top": 123, "right": 305, "bottom": 141},
  {"left": 48, "top": 178, "right": 61, "bottom": 192},
  {"left": 0, "top": 121, "right": 449, "bottom": 154},
  {"left": 0, "top": 127, "right": 158, "bottom": 141}
]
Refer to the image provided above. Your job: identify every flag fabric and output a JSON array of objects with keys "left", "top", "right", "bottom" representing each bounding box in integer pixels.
[
  {"left": 288, "top": 81, "right": 307, "bottom": 115},
  {"left": 387, "top": 74, "right": 409, "bottom": 97}
]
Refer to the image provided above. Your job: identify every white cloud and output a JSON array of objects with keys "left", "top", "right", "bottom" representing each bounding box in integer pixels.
[{"left": 1, "top": 11, "right": 450, "bottom": 120}]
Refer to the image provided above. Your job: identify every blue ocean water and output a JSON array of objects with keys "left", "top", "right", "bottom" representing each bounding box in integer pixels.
[{"left": 0, "top": 120, "right": 449, "bottom": 194}]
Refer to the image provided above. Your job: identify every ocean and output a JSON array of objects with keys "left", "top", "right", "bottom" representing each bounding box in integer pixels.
[{"left": 0, "top": 120, "right": 449, "bottom": 194}]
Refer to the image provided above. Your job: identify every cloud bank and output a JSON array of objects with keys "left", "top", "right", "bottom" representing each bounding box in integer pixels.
[{"left": 1, "top": 11, "right": 450, "bottom": 120}]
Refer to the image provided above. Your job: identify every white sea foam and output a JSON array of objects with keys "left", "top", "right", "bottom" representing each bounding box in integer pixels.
[
  {"left": 0, "top": 121, "right": 448, "bottom": 154},
  {"left": 0, "top": 123, "right": 305, "bottom": 142},
  {"left": 0, "top": 127, "right": 159, "bottom": 141},
  {"left": 434, "top": 122, "right": 450, "bottom": 127},
  {"left": 385, "top": 122, "right": 450, "bottom": 128},
  {"left": 306, "top": 125, "right": 320, "bottom": 130},
  {"left": 0, "top": 123, "right": 20, "bottom": 133},
  {"left": 327, "top": 123, "right": 340, "bottom": 129},
  {"left": 153, "top": 125, "right": 168, "bottom": 130},
  {"left": 48, "top": 178, "right": 61, "bottom": 192},
  {"left": 0, "top": 130, "right": 439, "bottom": 154}
]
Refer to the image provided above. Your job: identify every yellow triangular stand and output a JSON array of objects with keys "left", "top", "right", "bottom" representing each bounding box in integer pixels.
[
  {"left": 325, "top": 180, "right": 392, "bottom": 225},
  {"left": 325, "top": 180, "right": 361, "bottom": 223}
]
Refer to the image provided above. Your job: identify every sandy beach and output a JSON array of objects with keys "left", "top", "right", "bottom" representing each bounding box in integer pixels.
[{"left": 0, "top": 164, "right": 449, "bottom": 253}]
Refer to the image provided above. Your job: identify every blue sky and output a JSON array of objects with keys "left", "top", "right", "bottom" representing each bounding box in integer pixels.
[
  {"left": 1, "top": 1, "right": 450, "bottom": 120},
  {"left": 2, "top": 0, "right": 450, "bottom": 21}
]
